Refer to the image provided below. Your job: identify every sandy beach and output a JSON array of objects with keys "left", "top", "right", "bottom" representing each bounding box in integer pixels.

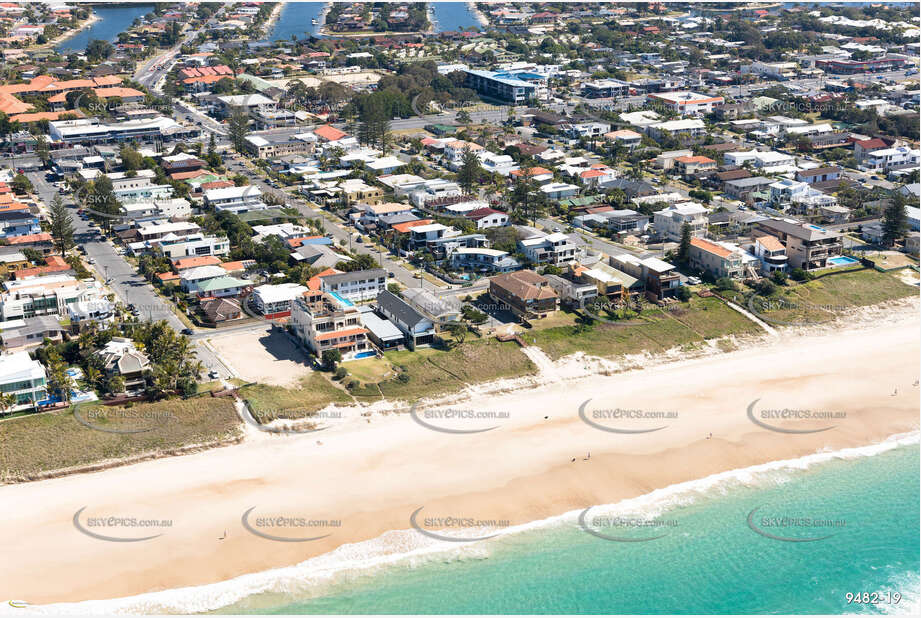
[
  {"left": 31, "top": 10, "right": 100, "bottom": 51},
  {"left": 1, "top": 310, "right": 918, "bottom": 607},
  {"left": 260, "top": 1, "right": 285, "bottom": 39}
]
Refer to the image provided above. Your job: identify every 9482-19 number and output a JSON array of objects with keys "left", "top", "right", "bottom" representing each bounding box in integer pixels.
[{"left": 845, "top": 592, "right": 901, "bottom": 605}]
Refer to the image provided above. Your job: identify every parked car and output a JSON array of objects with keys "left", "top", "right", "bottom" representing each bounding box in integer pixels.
[{"left": 181, "top": 328, "right": 193, "bottom": 336}]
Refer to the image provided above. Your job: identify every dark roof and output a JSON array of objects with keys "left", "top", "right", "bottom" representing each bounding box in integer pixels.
[
  {"left": 796, "top": 166, "right": 841, "bottom": 178},
  {"left": 725, "top": 176, "right": 773, "bottom": 188},
  {"left": 489, "top": 270, "right": 558, "bottom": 302},
  {"left": 466, "top": 207, "right": 505, "bottom": 220},
  {"left": 526, "top": 109, "right": 569, "bottom": 125},
  {"left": 376, "top": 290, "right": 428, "bottom": 329},
  {"left": 717, "top": 169, "right": 752, "bottom": 182},
  {"left": 516, "top": 143, "right": 548, "bottom": 156},
  {"left": 702, "top": 142, "right": 742, "bottom": 153},
  {"left": 599, "top": 178, "right": 655, "bottom": 197},
  {"left": 760, "top": 218, "right": 842, "bottom": 241},
  {"left": 0, "top": 210, "right": 35, "bottom": 221},
  {"left": 379, "top": 212, "right": 419, "bottom": 226}
]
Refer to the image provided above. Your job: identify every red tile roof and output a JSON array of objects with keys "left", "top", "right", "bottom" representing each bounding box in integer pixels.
[
  {"left": 7, "top": 232, "right": 52, "bottom": 244},
  {"left": 315, "top": 327, "right": 368, "bottom": 342},
  {"left": 314, "top": 124, "right": 346, "bottom": 141},
  {"left": 690, "top": 237, "right": 732, "bottom": 258}
]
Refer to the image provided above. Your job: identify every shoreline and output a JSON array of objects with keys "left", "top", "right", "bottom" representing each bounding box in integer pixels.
[
  {"left": 260, "top": 1, "right": 285, "bottom": 40},
  {"left": 468, "top": 1, "right": 489, "bottom": 27},
  {"left": 28, "top": 430, "right": 921, "bottom": 614},
  {"left": 6, "top": 296, "right": 914, "bottom": 485},
  {"left": 1, "top": 307, "right": 918, "bottom": 606},
  {"left": 31, "top": 10, "right": 100, "bottom": 52}
]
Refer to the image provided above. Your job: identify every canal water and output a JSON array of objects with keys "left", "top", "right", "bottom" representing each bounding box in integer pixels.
[
  {"left": 55, "top": 4, "right": 155, "bottom": 53},
  {"left": 264, "top": 2, "right": 482, "bottom": 41}
]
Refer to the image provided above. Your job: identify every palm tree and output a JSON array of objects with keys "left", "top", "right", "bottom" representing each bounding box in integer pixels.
[
  {"left": 83, "top": 367, "right": 101, "bottom": 391},
  {"left": 0, "top": 392, "right": 18, "bottom": 414}
]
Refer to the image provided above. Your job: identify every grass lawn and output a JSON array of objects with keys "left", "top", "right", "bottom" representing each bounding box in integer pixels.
[
  {"left": 240, "top": 372, "right": 352, "bottom": 423},
  {"left": 862, "top": 252, "right": 918, "bottom": 271},
  {"left": 0, "top": 398, "right": 240, "bottom": 482},
  {"left": 751, "top": 268, "right": 917, "bottom": 325},
  {"left": 531, "top": 296, "right": 761, "bottom": 361},
  {"left": 420, "top": 272, "right": 448, "bottom": 288},
  {"left": 344, "top": 357, "right": 394, "bottom": 383},
  {"left": 531, "top": 309, "right": 580, "bottom": 330},
  {"left": 195, "top": 378, "right": 246, "bottom": 394},
  {"left": 379, "top": 340, "right": 537, "bottom": 400}
]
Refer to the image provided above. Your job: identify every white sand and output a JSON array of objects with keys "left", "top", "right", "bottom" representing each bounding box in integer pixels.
[{"left": 1, "top": 310, "right": 918, "bottom": 605}]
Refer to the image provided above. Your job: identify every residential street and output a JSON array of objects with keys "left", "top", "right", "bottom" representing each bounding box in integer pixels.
[{"left": 26, "top": 171, "right": 237, "bottom": 379}]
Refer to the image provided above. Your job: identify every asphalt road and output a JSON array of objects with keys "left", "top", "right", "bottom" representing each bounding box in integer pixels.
[
  {"left": 222, "top": 155, "right": 426, "bottom": 290},
  {"left": 26, "top": 171, "right": 237, "bottom": 379}
]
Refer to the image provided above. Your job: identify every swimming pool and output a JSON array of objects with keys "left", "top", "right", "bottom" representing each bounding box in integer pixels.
[
  {"left": 352, "top": 351, "right": 376, "bottom": 359},
  {"left": 828, "top": 256, "right": 859, "bottom": 266},
  {"left": 328, "top": 291, "right": 354, "bottom": 307}
]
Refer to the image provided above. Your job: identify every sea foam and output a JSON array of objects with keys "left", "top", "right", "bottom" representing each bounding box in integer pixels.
[{"left": 15, "top": 431, "right": 919, "bottom": 615}]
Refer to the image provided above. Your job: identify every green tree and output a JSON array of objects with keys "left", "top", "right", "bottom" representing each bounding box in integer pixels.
[
  {"left": 11, "top": 173, "right": 32, "bottom": 194},
  {"left": 881, "top": 194, "right": 908, "bottom": 247},
  {"left": 0, "top": 392, "right": 18, "bottom": 414},
  {"left": 34, "top": 134, "right": 50, "bottom": 167},
  {"left": 228, "top": 107, "right": 250, "bottom": 153},
  {"left": 447, "top": 322, "right": 467, "bottom": 347},
  {"left": 86, "top": 39, "right": 114, "bottom": 62},
  {"left": 88, "top": 175, "right": 119, "bottom": 231},
  {"left": 677, "top": 223, "right": 692, "bottom": 264},
  {"left": 105, "top": 374, "right": 126, "bottom": 395},
  {"left": 49, "top": 194, "right": 75, "bottom": 256},
  {"left": 42, "top": 344, "right": 71, "bottom": 404},
  {"left": 322, "top": 349, "right": 342, "bottom": 369},
  {"left": 507, "top": 173, "right": 544, "bottom": 226},
  {"left": 457, "top": 147, "right": 481, "bottom": 193},
  {"left": 357, "top": 92, "right": 392, "bottom": 151},
  {"left": 119, "top": 144, "right": 143, "bottom": 172}
]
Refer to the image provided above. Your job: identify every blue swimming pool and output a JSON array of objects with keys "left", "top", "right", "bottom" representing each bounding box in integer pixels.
[
  {"left": 353, "top": 351, "right": 376, "bottom": 359},
  {"left": 328, "top": 291, "right": 354, "bottom": 307},
  {"left": 828, "top": 256, "right": 859, "bottom": 266}
]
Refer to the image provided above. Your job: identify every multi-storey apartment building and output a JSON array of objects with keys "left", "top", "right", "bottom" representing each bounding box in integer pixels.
[
  {"left": 319, "top": 269, "right": 387, "bottom": 303},
  {"left": 0, "top": 350, "right": 47, "bottom": 412},
  {"left": 757, "top": 219, "right": 843, "bottom": 271},
  {"left": 290, "top": 291, "right": 370, "bottom": 361},
  {"left": 518, "top": 233, "right": 580, "bottom": 266},
  {"left": 689, "top": 237, "right": 744, "bottom": 279},
  {"left": 609, "top": 254, "right": 682, "bottom": 300},
  {"left": 653, "top": 203, "right": 708, "bottom": 242}
]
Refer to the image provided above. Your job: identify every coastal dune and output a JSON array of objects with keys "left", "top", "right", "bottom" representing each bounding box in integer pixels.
[{"left": 1, "top": 313, "right": 918, "bottom": 608}]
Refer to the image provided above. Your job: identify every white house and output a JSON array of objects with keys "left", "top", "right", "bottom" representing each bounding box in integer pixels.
[
  {"left": 519, "top": 232, "right": 580, "bottom": 266},
  {"left": 540, "top": 182, "right": 579, "bottom": 200},
  {"left": 0, "top": 350, "right": 47, "bottom": 411},
  {"left": 862, "top": 147, "right": 920, "bottom": 171},
  {"left": 647, "top": 118, "right": 707, "bottom": 139},
  {"left": 647, "top": 91, "right": 724, "bottom": 115},
  {"left": 251, "top": 283, "right": 308, "bottom": 318},
  {"left": 203, "top": 185, "right": 266, "bottom": 214},
  {"left": 652, "top": 202, "right": 709, "bottom": 242}
]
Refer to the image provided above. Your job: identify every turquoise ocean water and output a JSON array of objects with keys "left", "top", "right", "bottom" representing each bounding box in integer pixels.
[
  {"left": 212, "top": 438, "right": 919, "bottom": 615},
  {"left": 33, "top": 436, "right": 919, "bottom": 614}
]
